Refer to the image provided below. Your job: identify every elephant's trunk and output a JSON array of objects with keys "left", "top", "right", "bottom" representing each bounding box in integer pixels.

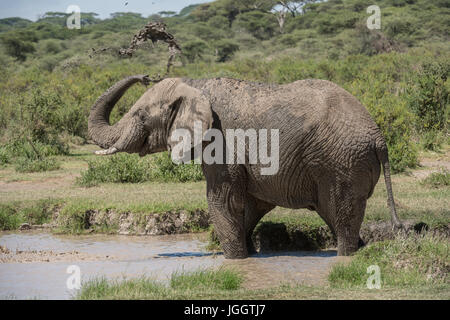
[{"left": 88, "top": 75, "right": 147, "bottom": 149}]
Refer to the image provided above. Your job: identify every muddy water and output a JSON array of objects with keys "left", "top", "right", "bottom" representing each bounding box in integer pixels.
[{"left": 0, "top": 232, "right": 338, "bottom": 299}]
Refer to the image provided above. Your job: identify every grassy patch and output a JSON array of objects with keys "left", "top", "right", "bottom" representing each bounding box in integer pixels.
[
  {"left": 329, "top": 234, "right": 449, "bottom": 288},
  {"left": 0, "top": 147, "right": 10, "bottom": 166},
  {"left": 76, "top": 268, "right": 243, "bottom": 300},
  {"left": 170, "top": 269, "right": 243, "bottom": 291},
  {"left": 15, "top": 157, "right": 60, "bottom": 173},
  {"left": 0, "top": 204, "right": 23, "bottom": 230},
  {"left": 0, "top": 200, "right": 58, "bottom": 230},
  {"left": 421, "top": 169, "right": 450, "bottom": 188},
  {"left": 77, "top": 152, "right": 203, "bottom": 187},
  {"left": 75, "top": 269, "right": 450, "bottom": 300}
]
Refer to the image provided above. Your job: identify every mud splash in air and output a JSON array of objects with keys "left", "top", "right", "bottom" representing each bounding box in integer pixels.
[{"left": 89, "top": 21, "right": 181, "bottom": 80}]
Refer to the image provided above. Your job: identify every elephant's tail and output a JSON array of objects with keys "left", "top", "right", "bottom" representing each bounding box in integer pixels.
[{"left": 375, "top": 139, "right": 403, "bottom": 229}]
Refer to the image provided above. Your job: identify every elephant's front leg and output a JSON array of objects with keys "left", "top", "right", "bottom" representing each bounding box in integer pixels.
[{"left": 205, "top": 165, "right": 248, "bottom": 259}]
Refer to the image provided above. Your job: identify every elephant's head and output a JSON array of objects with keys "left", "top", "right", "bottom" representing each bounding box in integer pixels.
[{"left": 88, "top": 75, "right": 212, "bottom": 158}]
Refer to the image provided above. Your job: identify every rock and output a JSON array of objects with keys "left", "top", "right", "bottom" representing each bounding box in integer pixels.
[{"left": 19, "top": 223, "right": 32, "bottom": 230}]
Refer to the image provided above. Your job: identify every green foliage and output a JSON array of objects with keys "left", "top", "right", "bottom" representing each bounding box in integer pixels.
[
  {"left": 183, "top": 39, "right": 208, "bottom": 63},
  {"left": 421, "top": 169, "right": 450, "bottom": 188},
  {"left": 0, "top": 204, "right": 23, "bottom": 230},
  {"left": 358, "top": 87, "right": 418, "bottom": 173},
  {"left": 77, "top": 153, "right": 151, "bottom": 186},
  {"left": 170, "top": 268, "right": 243, "bottom": 291},
  {"left": 0, "top": 147, "right": 10, "bottom": 166},
  {"left": 409, "top": 59, "right": 449, "bottom": 133},
  {"left": 1, "top": 35, "right": 35, "bottom": 61},
  {"left": 215, "top": 39, "right": 239, "bottom": 62},
  {"left": 15, "top": 157, "right": 60, "bottom": 173},
  {"left": 329, "top": 234, "right": 449, "bottom": 287},
  {"left": 0, "top": 200, "right": 57, "bottom": 230},
  {"left": 150, "top": 152, "right": 204, "bottom": 183},
  {"left": 76, "top": 268, "right": 243, "bottom": 299},
  {"left": 77, "top": 152, "right": 204, "bottom": 187},
  {"left": 235, "top": 11, "right": 277, "bottom": 40}
]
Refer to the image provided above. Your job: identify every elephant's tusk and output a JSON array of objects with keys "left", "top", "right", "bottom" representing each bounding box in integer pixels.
[{"left": 94, "top": 147, "right": 118, "bottom": 155}]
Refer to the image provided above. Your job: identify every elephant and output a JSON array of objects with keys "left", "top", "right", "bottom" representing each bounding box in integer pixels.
[{"left": 88, "top": 74, "right": 402, "bottom": 259}]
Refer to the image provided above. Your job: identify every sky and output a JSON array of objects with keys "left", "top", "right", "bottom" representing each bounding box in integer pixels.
[{"left": 0, "top": 0, "right": 212, "bottom": 21}]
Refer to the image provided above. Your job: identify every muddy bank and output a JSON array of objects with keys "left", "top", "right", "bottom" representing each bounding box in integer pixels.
[
  {"left": 53, "top": 208, "right": 210, "bottom": 235},
  {"left": 12, "top": 206, "right": 449, "bottom": 252},
  {"left": 251, "top": 220, "right": 450, "bottom": 252},
  {"left": 0, "top": 249, "right": 115, "bottom": 263}
]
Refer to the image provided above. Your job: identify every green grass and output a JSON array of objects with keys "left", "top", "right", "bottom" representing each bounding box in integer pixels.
[
  {"left": 76, "top": 268, "right": 243, "bottom": 300},
  {"left": 421, "top": 169, "right": 450, "bottom": 188},
  {"left": 14, "top": 157, "right": 60, "bottom": 173},
  {"left": 75, "top": 267, "right": 450, "bottom": 300},
  {"left": 329, "top": 233, "right": 449, "bottom": 288},
  {"left": 0, "top": 199, "right": 58, "bottom": 230},
  {"left": 170, "top": 269, "right": 243, "bottom": 291},
  {"left": 76, "top": 152, "right": 204, "bottom": 187}
]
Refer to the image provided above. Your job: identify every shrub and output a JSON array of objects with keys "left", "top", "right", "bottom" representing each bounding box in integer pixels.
[
  {"left": 421, "top": 169, "right": 450, "bottom": 188},
  {"left": 347, "top": 78, "right": 418, "bottom": 173},
  {"left": 150, "top": 152, "right": 204, "bottom": 183},
  {"left": 43, "top": 40, "right": 61, "bottom": 54},
  {"left": 0, "top": 147, "right": 10, "bottom": 166},
  {"left": 408, "top": 59, "right": 449, "bottom": 136},
  {"left": 215, "top": 39, "right": 239, "bottom": 62},
  {"left": 77, "top": 152, "right": 204, "bottom": 187},
  {"left": 15, "top": 156, "right": 60, "bottom": 173},
  {"left": 77, "top": 153, "right": 150, "bottom": 186},
  {"left": 183, "top": 40, "right": 208, "bottom": 63},
  {"left": 0, "top": 204, "right": 23, "bottom": 230},
  {"left": 1, "top": 35, "right": 35, "bottom": 61},
  {"left": 329, "top": 234, "right": 449, "bottom": 288}
]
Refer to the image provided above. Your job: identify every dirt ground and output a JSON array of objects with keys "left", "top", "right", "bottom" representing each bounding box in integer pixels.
[{"left": 0, "top": 244, "right": 115, "bottom": 263}]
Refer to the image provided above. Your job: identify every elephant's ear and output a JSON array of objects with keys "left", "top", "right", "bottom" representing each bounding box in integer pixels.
[{"left": 166, "top": 82, "right": 213, "bottom": 162}]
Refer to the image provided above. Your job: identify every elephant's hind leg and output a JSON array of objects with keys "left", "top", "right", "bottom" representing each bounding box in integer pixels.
[
  {"left": 318, "top": 179, "right": 366, "bottom": 256},
  {"left": 244, "top": 198, "right": 275, "bottom": 254}
]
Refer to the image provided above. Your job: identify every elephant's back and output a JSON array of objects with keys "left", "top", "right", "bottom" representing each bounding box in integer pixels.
[{"left": 243, "top": 79, "right": 383, "bottom": 208}]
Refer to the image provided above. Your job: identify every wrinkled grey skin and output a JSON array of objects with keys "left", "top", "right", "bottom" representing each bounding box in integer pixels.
[{"left": 88, "top": 75, "right": 402, "bottom": 259}]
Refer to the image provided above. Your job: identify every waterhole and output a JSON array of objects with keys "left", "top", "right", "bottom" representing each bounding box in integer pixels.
[{"left": 0, "top": 232, "right": 338, "bottom": 299}]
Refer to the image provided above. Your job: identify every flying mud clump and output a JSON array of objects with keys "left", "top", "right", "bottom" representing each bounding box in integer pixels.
[{"left": 89, "top": 21, "right": 182, "bottom": 82}]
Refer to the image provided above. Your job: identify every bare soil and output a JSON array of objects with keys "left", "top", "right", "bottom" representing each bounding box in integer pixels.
[{"left": 0, "top": 249, "right": 115, "bottom": 263}]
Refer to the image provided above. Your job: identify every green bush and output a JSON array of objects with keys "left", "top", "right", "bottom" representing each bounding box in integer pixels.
[
  {"left": 215, "top": 39, "right": 239, "bottom": 62},
  {"left": 421, "top": 169, "right": 450, "bottom": 188},
  {"left": 408, "top": 59, "right": 449, "bottom": 138},
  {"left": 15, "top": 156, "right": 60, "bottom": 173},
  {"left": 77, "top": 153, "right": 150, "bottom": 186},
  {"left": 0, "top": 147, "right": 10, "bottom": 165},
  {"left": 0, "top": 204, "right": 23, "bottom": 230},
  {"left": 347, "top": 78, "right": 418, "bottom": 173},
  {"left": 150, "top": 152, "right": 204, "bottom": 183},
  {"left": 77, "top": 152, "right": 204, "bottom": 187},
  {"left": 329, "top": 234, "right": 449, "bottom": 288}
]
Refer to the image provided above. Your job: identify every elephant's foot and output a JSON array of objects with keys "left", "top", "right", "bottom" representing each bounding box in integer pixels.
[
  {"left": 94, "top": 147, "right": 118, "bottom": 155},
  {"left": 391, "top": 218, "right": 404, "bottom": 232},
  {"left": 221, "top": 238, "right": 248, "bottom": 259},
  {"left": 337, "top": 234, "right": 360, "bottom": 256}
]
